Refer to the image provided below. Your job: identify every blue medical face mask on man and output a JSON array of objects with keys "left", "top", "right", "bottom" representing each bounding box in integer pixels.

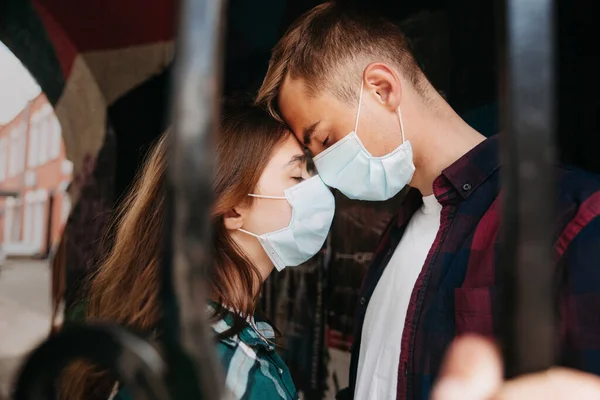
[
  {"left": 312, "top": 81, "right": 416, "bottom": 201},
  {"left": 239, "top": 175, "right": 335, "bottom": 271}
]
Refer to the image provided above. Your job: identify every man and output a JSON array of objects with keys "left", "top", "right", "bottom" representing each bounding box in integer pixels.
[{"left": 256, "top": 2, "right": 600, "bottom": 399}]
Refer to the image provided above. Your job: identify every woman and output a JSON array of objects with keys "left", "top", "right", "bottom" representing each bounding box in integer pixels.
[{"left": 61, "top": 100, "right": 335, "bottom": 400}]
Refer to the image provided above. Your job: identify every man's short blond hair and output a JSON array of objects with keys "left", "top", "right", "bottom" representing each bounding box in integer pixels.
[{"left": 256, "top": 2, "right": 425, "bottom": 121}]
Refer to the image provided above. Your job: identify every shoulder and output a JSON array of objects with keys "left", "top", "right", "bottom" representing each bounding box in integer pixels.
[
  {"left": 556, "top": 165, "right": 600, "bottom": 204},
  {"left": 555, "top": 166, "right": 600, "bottom": 230},
  {"left": 212, "top": 318, "right": 274, "bottom": 369},
  {"left": 211, "top": 318, "right": 296, "bottom": 399},
  {"left": 554, "top": 165, "right": 600, "bottom": 256}
]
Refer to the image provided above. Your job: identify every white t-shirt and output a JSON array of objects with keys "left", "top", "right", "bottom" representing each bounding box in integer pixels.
[{"left": 354, "top": 194, "right": 442, "bottom": 399}]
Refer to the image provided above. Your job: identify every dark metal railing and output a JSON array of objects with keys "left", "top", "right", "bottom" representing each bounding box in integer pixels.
[
  {"left": 498, "top": 0, "right": 558, "bottom": 377},
  {"left": 160, "top": 0, "right": 226, "bottom": 397}
]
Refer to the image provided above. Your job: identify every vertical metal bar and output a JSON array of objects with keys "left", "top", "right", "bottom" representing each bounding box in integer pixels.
[
  {"left": 498, "top": 0, "right": 558, "bottom": 377},
  {"left": 163, "top": 0, "right": 226, "bottom": 398}
]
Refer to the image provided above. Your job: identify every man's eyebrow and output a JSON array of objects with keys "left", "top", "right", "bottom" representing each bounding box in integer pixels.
[
  {"left": 287, "top": 154, "right": 307, "bottom": 166},
  {"left": 303, "top": 121, "right": 320, "bottom": 145}
]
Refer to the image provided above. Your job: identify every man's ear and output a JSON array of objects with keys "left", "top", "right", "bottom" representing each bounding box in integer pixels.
[
  {"left": 224, "top": 208, "right": 244, "bottom": 231},
  {"left": 363, "top": 62, "right": 402, "bottom": 112}
]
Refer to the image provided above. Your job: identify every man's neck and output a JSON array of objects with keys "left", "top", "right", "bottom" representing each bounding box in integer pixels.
[{"left": 408, "top": 104, "right": 486, "bottom": 196}]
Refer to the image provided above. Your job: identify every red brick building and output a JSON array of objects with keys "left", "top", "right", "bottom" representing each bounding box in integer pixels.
[{"left": 0, "top": 93, "right": 72, "bottom": 257}]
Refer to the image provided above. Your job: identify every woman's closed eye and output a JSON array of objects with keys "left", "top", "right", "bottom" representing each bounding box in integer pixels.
[{"left": 292, "top": 176, "right": 305, "bottom": 183}]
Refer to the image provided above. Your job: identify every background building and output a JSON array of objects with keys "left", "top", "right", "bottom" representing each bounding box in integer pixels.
[{"left": 0, "top": 93, "right": 72, "bottom": 257}]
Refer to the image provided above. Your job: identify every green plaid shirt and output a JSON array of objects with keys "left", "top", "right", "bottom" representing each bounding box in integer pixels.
[
  {"left": 212, "top": 312, "right": 298, "bottom": 400},
  {"left": 113, "top": 310, "right": 297, "bottom": 400}
]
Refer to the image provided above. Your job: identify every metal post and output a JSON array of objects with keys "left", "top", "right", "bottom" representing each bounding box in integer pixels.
[
  {"left": 162, "top": 0, "right": 226, "bottom": 398},
  {"left": 498, "top": 0, "right": 558, "bottom": 377}
]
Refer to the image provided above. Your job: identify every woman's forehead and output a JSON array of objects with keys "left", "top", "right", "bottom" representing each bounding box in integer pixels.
[{"left": 260, "top": 136, "right": 305, "bottom": 176}]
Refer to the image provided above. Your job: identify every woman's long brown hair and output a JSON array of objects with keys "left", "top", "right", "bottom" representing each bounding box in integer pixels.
[{"left": 61, "top": 100, "right": 288, "bottom": 399}]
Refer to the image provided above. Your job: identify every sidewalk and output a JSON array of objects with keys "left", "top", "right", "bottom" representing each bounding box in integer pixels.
[{"left": 0, "top": 259, "right": 51, "bottom": 399}]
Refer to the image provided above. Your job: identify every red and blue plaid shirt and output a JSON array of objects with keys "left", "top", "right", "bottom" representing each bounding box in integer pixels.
[{"left": 342, "top": 135, "right": 600, "bottom": 400}]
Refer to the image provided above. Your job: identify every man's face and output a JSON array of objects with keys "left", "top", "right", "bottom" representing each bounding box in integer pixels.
[{"left": 278, "top": 75, "right": 403, "bottom": 159}]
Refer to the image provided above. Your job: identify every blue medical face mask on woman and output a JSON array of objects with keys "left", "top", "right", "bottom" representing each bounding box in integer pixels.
[
  {"left": 313, "top": 81, "right": 415, "bottom": 201},
  {"left": 239, "top": 175, "right": 335, "bottom": 271}
]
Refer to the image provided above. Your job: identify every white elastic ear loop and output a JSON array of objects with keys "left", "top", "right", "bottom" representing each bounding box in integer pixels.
[
  {"left": 397, "top": 106, "right": 406, "bottom": 143},
  {"left": 238, "top": 228, "right": 260, "bottom": 238},
  {"left": 354, "top": 80, "right": 365, "bottom": 133},
  {"left": 248, "top": 194, "right": 286, "bottom": 200}
]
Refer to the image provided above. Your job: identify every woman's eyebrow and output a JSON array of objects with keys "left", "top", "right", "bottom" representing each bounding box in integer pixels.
[{"left": 287, "top": 154, "right": 307, "bottom": 166}]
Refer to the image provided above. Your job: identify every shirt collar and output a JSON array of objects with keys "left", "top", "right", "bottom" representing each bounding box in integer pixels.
[
  {"left": 208, "top": 304, "right": 275, "bottom": 350},
  {"left": 396, "top": 135, "right": 500, "bottom": 226},
  {"left": 434, "top": 135, "right": 501, "bottom": 203}
]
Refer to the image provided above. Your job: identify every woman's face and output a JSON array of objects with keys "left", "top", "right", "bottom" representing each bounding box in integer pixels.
[{"left": 242, "top": 134, "right": 312, "bottom": 235}]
